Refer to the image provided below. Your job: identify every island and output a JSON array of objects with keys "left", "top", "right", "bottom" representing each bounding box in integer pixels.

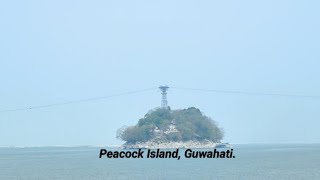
[{"left": 116, "top": 107, "right": 229, "bottom": 149}]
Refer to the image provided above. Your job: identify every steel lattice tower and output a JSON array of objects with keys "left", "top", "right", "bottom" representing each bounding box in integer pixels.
[{"left": 159, "top": 85, "right": 169, "bottom": 108}]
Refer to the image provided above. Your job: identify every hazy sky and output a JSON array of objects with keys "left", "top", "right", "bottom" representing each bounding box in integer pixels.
[{"left": 1, "top": 0, "right": 320, "bottom": 146}]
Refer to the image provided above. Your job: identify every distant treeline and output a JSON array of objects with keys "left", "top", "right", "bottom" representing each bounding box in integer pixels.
[{"left": 117, "top": 107, "right": 224, "bottom": 143}]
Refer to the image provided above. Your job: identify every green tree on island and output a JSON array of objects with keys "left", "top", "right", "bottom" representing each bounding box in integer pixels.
[{"left": 117, "top": 107, "right": 224, "bottom": 143}]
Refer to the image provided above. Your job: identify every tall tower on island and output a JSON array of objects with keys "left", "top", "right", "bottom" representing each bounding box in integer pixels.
[{"left": 159, "top": 85, "right": 169, "bottom": 108}]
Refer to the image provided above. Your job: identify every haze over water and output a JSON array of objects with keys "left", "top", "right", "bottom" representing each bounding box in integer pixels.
[
  {"left": 1, "top": 0, "right": 320, "bottom": 146},
  {"left": 1, "top": 0, "right": 320, "bottom": 179}
]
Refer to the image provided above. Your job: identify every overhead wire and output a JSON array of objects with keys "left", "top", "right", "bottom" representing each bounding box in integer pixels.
[
  {"left": 1, "top": 86, "right": 319, "bottom": 113},
  {"left": 0, "top": 87, "right": 157, "bottom": 113},
  {"left": 171, "top": 87, "right": 320, "bottom": 98}
]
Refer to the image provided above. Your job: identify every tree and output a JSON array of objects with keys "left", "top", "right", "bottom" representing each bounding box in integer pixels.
[{"left": 117, "top": 107, "right": 224, "bottom": 143}]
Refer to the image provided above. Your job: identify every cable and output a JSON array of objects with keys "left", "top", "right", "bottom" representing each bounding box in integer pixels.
[
  {"left": 1, "top": 86, "right": 319, "bottom": 113},
  {"left": 171, "top": 87, "right": 320, "bottom": 98},
  {"left": 0, "top": 87, "right": 157, "bottom": 113}
]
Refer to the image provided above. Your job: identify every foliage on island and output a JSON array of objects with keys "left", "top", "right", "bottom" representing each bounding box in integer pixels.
[{"left": 116, "top": 107, "right": 224, "bottom": 143}]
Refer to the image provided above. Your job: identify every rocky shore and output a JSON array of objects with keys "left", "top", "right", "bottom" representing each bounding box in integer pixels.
[{"left": 121, "top": 140, "right": 230, "bottom": 149}]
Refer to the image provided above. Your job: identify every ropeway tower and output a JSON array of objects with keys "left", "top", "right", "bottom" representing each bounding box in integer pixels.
[{"left": 159, "top": 85, "right": 169, "bottom": 108}]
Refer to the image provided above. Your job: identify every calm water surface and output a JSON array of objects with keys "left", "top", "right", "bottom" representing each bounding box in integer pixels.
[{"left": 1, "top": 144, "right": 320, "bottom": 180}]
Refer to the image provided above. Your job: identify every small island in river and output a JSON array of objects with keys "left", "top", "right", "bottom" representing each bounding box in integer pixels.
[
  {"left": 117, "top": 107, "right": 229, "bottom": 149},
  {"left": 116, "top": 86, "right": 229, "bottom": 149}
]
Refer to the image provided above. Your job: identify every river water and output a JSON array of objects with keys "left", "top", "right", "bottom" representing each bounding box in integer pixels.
[{"left": 1, "top": 144, "right": 319, "bottom": 179}]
